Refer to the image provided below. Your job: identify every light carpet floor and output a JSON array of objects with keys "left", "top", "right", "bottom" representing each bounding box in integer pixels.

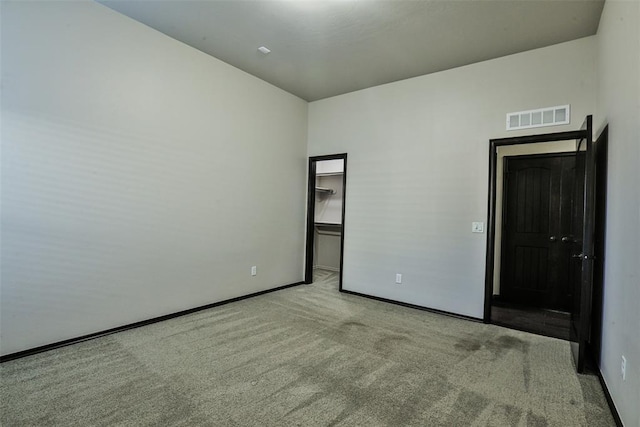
[{"left": 0, "top": 270, "right": 615, "bottom": 426}]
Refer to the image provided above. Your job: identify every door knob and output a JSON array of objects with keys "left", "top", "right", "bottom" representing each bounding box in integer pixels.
[
  {"left": 562, "top": 236, "right": 574, "bottom": 243},
  {"left": 549, "top": 236, "right": 557, "bottom": 242},
  {"left": 572, "top": 253, "right": 584, "bottom": 259}
]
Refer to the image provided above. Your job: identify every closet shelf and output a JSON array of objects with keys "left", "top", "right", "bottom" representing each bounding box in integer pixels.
[{"left": 315, "top": 187, "right": 336, "bottom": 195}]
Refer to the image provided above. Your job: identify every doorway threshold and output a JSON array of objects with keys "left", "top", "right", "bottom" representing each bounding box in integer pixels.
[{"left": 491, "top": 303, "right": 570, "bottom": 340}]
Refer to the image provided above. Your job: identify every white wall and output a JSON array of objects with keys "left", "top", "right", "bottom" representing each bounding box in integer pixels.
[
  {"left": 595, "top": 1, "right": 640, "bottom": 425},
  {"left": 308, "top": 37, "right": 596, "bottom": 318},
  {"left": 314, "top": 228, "right": 342, "bottom": 272},
  {"left": 0, "top": 1, "right": 308, "bottom": 356},
  {"left": 315, "top": 159, "right": 344, "bottom": 175}
]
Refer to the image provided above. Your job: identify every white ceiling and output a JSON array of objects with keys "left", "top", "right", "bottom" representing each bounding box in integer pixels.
[{"left": 99, "top": 0, "right": 605, "bottom": 101}]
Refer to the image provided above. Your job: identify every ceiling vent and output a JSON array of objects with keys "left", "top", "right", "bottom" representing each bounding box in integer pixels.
[{"left": 506, "top": 105, "right": 570, "bottom": 131}]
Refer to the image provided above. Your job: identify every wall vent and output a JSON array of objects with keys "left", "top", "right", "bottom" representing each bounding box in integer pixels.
[{"left": 506, "top": 105, "right": 570, "bottom": 131}]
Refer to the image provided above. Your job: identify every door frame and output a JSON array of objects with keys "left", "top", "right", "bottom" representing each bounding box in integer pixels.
[
  {"left": 304, "top": 153, "right": 348, "bottom": 289},
  {"left": 484, "top": 126, "right": 590, "bottom": 321}
]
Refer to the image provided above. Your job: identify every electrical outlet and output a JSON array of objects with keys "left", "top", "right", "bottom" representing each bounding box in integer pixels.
[
  {"left": 395, "top": 273, "right": 402, "bottom": 284},
  {"left": 621, "top": 355, "right": 626, "bottom": 381},
  {"left": 251, "top": 266, "right": 257, "bottom": 276},
  {"left": 472, "top": 222, "right": 484, "bottom": 233}
]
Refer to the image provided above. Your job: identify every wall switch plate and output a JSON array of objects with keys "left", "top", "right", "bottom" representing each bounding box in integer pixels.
[
  {"left": 395, "top": 273, "right": 402, "bottom": 284},
  {"left": 251, "top": 266, "right": 257, "bottom": 276},
  {"left": 621, "top": 355, "right": 626, "bottom": 380},
  {"left": 472, "top": 222, "right": 484, "bottom": 233}
]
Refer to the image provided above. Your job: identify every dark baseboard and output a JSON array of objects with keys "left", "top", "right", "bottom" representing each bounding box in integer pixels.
[
  {"left": 340, "top": 289, "right": 483, "bottom": 323},
  {"left": 595, "top": 367, "right": 624, "bottom": 427},
  {"left": 0, "top": 281, "right": 304, "bottom": 363}
]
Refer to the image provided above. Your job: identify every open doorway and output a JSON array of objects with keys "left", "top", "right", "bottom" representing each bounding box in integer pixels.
[
  {"left": 304, "top": 154, "right": 347, "bottom": 288},
  {"left": 484, "top": 116, "right": 607, "bottom": 373},
  {"left": 491, "top": 142, "right": 582, "bottom": 340}
]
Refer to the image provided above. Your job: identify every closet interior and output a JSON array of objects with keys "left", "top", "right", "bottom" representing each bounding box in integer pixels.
[{"left": 313, "top": 159, "right": 344, "bottom": 274}]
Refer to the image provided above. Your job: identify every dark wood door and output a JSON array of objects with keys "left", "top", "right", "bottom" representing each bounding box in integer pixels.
[
  {"left": 501, "top": 154, "right": 580, "bottom": 311},
  {"left": 589, "top": 126, "right": 608, "bottom": 367},
  {"left": 571, "top": 116, "right": 598, "bottom": 373}
]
